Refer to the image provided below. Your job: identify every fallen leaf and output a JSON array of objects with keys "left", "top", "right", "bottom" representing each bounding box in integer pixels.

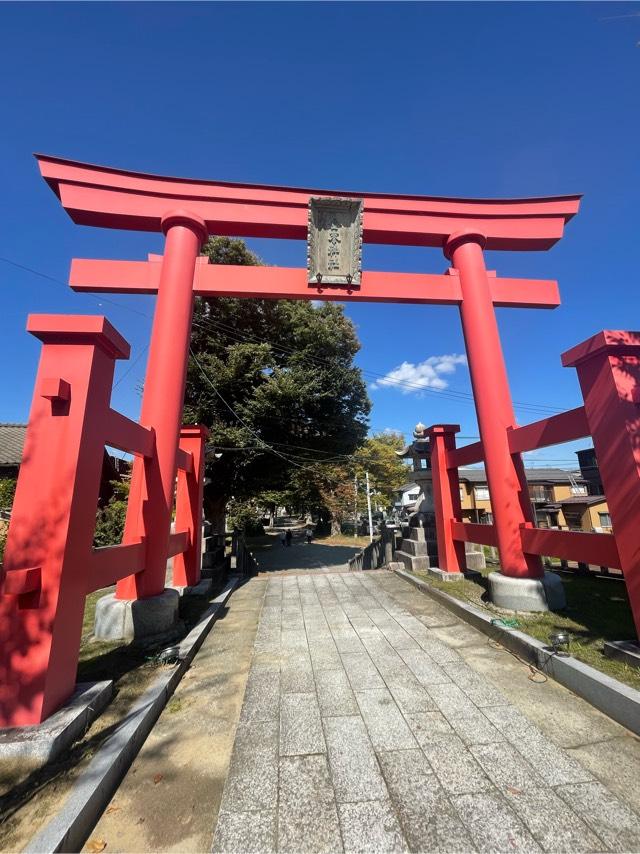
[
  {"left": 506, "top": 786, "right": 522, "bottom": 795},
  {"left": 153, "top": 773, "right": 164, "bottom": 784},
  {"left": 105, "top": 805, "right": 120, "bottom": 815},
  {"left": 87, "top": 839, "right": 107, "bottom": 852}
]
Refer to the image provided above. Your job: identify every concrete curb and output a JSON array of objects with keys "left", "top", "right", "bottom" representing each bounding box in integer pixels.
[
  {"left": 393, "top": 568, "right": 640, "bottom": 737},
  {"left": 25, "top": 576, "right": 240, "bottom": 854}
]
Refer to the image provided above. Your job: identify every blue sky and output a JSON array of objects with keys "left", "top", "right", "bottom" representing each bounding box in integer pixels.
[{"left": 1, "top": 2, "right": 639, "bottom": 468}]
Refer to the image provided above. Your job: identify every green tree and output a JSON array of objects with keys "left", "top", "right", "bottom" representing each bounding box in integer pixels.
[
  {"left": 93, "top": 480, "right": 130, "bottom": 548},
  {"left": 184, "top": 237, "right": 371, "bottom": 532},
  {"left": 355, "top": 432, "right": 409, "bottom": 509}
]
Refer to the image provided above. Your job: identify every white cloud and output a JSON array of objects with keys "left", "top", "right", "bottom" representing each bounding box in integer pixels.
[{"left": 370, "top": 354, "right": 467, "bottom": 395}]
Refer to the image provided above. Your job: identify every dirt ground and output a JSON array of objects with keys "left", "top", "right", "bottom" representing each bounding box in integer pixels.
[{"left": 81, "top": 577, "right": 265, "bottom": 853}]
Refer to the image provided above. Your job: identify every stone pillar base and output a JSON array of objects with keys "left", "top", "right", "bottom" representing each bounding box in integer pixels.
[
  {"left": 488, "top": 571, "right": 566, "bottom": 612},
  {"left": 94, "top": 589, "right": 180, "bottom": 642}
]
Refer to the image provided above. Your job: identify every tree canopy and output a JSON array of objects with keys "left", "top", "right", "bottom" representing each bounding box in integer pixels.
[{"left": 183, "top": 237, "right": 372, "bottom": 530}]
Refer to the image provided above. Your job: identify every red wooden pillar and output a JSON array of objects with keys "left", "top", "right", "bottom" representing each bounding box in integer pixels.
[
  {"left": 427, "top": 425, "right": 465, "bottom": 574},
  {"left": 445, "top": 231, "right": 542, "bottom": 579},
  {"left": 172, "top": 425, "right": 209, "bottom": 589},
  {"left": 562, "top": 331, "right": 640, "bottom": 636},
  {"left": 0, "top": 315, "right": 129, "bottom": 726},
  {"left": 117, "top": 211, "right": 207, "bottom": 601}
]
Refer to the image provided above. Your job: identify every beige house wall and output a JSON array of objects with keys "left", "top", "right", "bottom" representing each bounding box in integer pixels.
[{"left": 455, "top": 477, "right": 609, "bottom": 534}]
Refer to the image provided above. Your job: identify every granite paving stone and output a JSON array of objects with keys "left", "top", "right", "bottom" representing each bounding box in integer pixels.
[
  {"left": 219, "top": 719, "right": 279, "bottom": 813},
  {"left": 452, "top": 791, "right": 542, "bottom": 852},
  {"left": 469, "top": 741, "right": 545, "bottom": 792},
  {"left": 355, "top": 688, "right": 418, "bottom": 751},
  {"left": 212, "top": 809, "right": 277, "bottom": 854},
  {"left": 338, "top": 800, "right": 408, "bottom": 853},
  {"left": 315, "top": 667, "right": 359, "bottom": 717},
  {"left": 384, "top": 667, "right": 437, "bottom": 715},
  {"left": 420, "top": 734, "right": 494, "bottom": 795},
  {"left": 332, "top": 628, "right": 366, "bottom": 654},
  {"left": 443, "top": 661, "right": 510, "bottom": 707},
  {"left": 323, "top": 715, "right": 388, "bottom": 803},
  {"left": 239, "top": 664, "right": 280, "bottom": 723},
  {"left": 397, "top": 646, "right": 452, "bottom": 686},
  {"left": 405, "top": 711, "right": 456, "bottom": 747},
  {"left": 278, "top": 754, "right": 343, "bottom": 853},
  {"left": 557, "top": 781, "right": 640, "bottom": 852},
  {"left": 377, "top": 748, "right": 476, "bottom": 853},
  {"left": 503, "top": 786, "right": 604, "bottom": 853},
  {"left": 281, "top": 652, "right": 316, "bottom": 693},
  {"left": 280, "top": 691, "right": 326, "bottom": 756},
  {"left": 341, "top": 651, "right": 386, "bottom": 690}
]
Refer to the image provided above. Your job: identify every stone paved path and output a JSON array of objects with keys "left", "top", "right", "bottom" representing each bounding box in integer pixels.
[
  {"left": 212, "top": 571, "right": 640, "bottom": 853},
  {"left": 253, "top": 533, "right": 362, "bottom": 575}
]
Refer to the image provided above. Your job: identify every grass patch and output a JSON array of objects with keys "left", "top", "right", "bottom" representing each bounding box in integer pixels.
[
  {"left": 410, "top": 566, "right": 640, "bottom": 691},
  {"left": 315, "top": 534, "right": 372, "bottom": 548}
]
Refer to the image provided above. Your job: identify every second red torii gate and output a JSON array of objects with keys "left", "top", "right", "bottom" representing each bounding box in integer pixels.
[{"left": 37, "top": 154, "right": 580, "bottom": 603}]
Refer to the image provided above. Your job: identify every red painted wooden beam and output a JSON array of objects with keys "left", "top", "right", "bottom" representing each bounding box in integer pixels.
[
  {"left": 36, "top": 154, "right": 581, "bottom": 251},
  {"left": 507, "top": 406, "right": 590, "bottom": 455},
  {"left": 520, "top": 527, "right": 621, "bottom": 569},
  {"left": 69, "top": 259, "right": 561, "bottom": 309},
  {"left": 452, "top": 521, "right": 498, "bottom": 547}
]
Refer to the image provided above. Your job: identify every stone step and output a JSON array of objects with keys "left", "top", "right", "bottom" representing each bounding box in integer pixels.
[
  {"left": 401, "top": 538, "right": 428, "bottom": 557},
  {"left": 395, "top": 551, "right": 430, "bottom": 572}
]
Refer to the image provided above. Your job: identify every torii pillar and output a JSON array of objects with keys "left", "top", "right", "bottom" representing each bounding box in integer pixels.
[
  {"left": 444, "top": 231, "right": 565, "bottom": 609},
  {"left": 116, "top": 212, "right": 207, "bottom": 601}
]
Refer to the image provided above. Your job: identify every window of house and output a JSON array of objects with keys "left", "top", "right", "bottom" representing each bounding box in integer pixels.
[
  {"left": 599, "top": 512, "right": 612, "bottom": 528},
  {"left": 474, "top": 486, "right": 490, "bottom": 501},
  {"left": 483, "top": 512, "right": 494, "bottom": 525},
  {"left": 571, "top": 485, "right": 588, "bottom": 495},
  {"left": 459, "top": 485, "right": 466, "bottom": 500},
  {"left": 408, "top": 492, "right": 419, "bottom": 501}
]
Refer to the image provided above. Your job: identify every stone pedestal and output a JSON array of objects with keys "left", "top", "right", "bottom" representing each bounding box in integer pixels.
[
  {"left": 488, "top": 571, "right": 566, "bottom": 612},
  {"left": 395, "top": 526, "right": 434, "bottom": 573},
  {"left": 465, "top": 542, "right": 486, "bottom": 571},
  {"left": 94, "top": 589, "right": 180, "bottom": 642}
]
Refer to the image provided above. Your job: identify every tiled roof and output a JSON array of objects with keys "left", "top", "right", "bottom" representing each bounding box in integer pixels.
[
  {"left": 458, "top": 466, "right": 586, "bottom": 484},
  {"left": 0, "top": 424, "right": 26, "bottom": 467},
  {"left": 559, "top": 495, "right": 607, "bottom": 506}
]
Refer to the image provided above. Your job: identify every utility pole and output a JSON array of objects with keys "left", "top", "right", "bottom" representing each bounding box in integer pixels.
[
  {"left": 354, "top": 474, "right": 358, "bottom": 539},
  {"left": 366, "top": 471, "right": 374, "bottom": 542}
]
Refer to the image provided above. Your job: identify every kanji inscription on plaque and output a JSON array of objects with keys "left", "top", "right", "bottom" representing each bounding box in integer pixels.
[{"left": 307, "top": 197, "right": 363, "bottom": 287}]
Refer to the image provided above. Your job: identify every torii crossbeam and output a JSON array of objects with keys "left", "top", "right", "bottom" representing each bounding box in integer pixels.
[
  {"left": 36, "top": 154, "right": 580, "bottom": 598},
  {"left": 70, "top": 255, "right": 560, "bottom": 309}
]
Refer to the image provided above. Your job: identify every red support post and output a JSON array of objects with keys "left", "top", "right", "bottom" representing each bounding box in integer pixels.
[
  {"left": 562, "top": 331, "right": 640, "bottom": 636},
  {"left": 116, "top": 211, "right": 207, "bottom": 601},
  {"left": 172, "top": 425, "right": 209, "bottom": 589},
  {"left": 427, "top": 425, "right": 465, "bottom": 574},
  {"left": 0, "top": 315, "right": 129, "bottom": 726},
  {"left": 444, "top": 231, "right": 542, "bottom": 580}
]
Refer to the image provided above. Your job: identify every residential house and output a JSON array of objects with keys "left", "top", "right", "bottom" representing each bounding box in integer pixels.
[{"left": 396, "top": 427, "right": 611, "bottom": 534}]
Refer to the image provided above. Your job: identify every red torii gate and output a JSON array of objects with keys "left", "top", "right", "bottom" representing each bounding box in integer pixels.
[
  {"left": 37, "top": 154, "right": 579, "bottom": 598},
  {"left": 0, "top": 155, "right": 581, "bottom": 725}
]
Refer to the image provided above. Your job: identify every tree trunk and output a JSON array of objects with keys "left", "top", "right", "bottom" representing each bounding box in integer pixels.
[
  {"left": 331, "top": 516, "right": 341, "bottom": 536},
  {"left": 204, "top": 487, "right": 227, "bottom": 534}
]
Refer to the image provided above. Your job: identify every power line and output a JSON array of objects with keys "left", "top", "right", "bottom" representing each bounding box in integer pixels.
[
  {"left": 2, "top": 253, "right": 566, "bottom": 416},
  {"left": 190, "top": 313, "right": 562, "bottom": 415}
]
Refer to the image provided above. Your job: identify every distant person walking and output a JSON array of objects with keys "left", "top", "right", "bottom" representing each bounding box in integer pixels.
[
  {"left": 279, "top": 530, "right": 286, "bottom": 547},
  {"left": 305, "top": 527, "right": 313, "bottom": 544},
  {"left": 285, "top": 529, "right": 292, "bottom": 547}
]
